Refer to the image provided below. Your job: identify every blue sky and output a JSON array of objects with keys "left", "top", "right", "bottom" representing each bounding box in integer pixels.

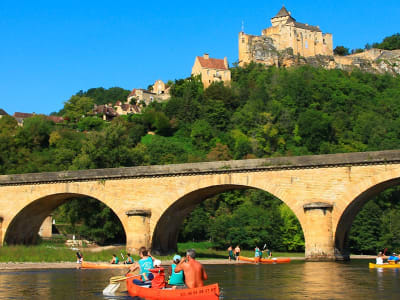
[{"left": 1, "top": 0, "right": 399, "bottom": 115}]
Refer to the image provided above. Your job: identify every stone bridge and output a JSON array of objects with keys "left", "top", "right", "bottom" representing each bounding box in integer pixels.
[{"left": 1, "top": 150, "right": 400, "bottom": 261}]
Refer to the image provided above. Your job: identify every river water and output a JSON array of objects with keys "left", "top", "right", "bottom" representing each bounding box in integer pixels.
[{"left": 0, "top": 260, "right": 399, "bottom": 299}]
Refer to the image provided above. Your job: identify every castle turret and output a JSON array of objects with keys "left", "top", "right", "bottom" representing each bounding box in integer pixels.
[{"left": 270, "top": 5, "right": 296, "bottom": 27}]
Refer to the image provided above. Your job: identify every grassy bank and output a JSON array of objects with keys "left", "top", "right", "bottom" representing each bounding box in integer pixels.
[{"left": 0, "top": 241, "right": 304, "bottom": 263}]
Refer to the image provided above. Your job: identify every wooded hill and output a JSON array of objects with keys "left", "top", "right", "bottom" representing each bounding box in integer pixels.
[{"left": 1, "top": 63, "right": 400, "bottom": 254}]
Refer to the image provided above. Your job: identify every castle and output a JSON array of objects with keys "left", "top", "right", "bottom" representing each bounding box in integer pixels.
[{"left": 239, "top": 6, "right": 333, "bottom": 66}]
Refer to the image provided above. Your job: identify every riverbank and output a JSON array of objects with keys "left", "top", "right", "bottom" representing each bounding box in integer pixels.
[{"left": 0, "top": 255, "right": 376, "bottom": 270}]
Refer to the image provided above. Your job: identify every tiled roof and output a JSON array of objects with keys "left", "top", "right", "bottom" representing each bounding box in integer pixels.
[
  {"left": 273, "top": 6, "right": 291, "bottom": 18},
  {"left": 47, "top": 116, "right": 64, "bottom": 123},
  {"left": 14, "top": 112, "right": 34, "bottom": 118},
  {"left": 292, "top": 21, "right": 321, "bottom": 32},
  {"left": 0, "top": 109, "right": 8, "bottom": 115},
  {"left": 128, "top": 89, "right": 137, "bottom": 97},
  {"left": 197, "top": 57, "right": 228, "bottom": 70}
]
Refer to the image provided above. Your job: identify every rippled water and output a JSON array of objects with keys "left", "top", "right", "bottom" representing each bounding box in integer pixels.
[{"left": 0, "top": 260, "right": 399, "bottom": 299}]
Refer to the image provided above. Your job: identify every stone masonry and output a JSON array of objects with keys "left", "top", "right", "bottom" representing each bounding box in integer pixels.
[{"left": 1, "top": 150, "right": 400, "bottom": 260}]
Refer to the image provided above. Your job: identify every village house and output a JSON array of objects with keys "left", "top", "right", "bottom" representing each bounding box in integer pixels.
[
  {"left": 192, "top": 53, "right": 231, "bottom": 88},
  {"left": 151, "top": 79, "right": 171, "bottom": 101},
  {"left": 127, "top": 88, "right": 156, "bottom": 106},
  {"left": 0, "top": 109, "right": 8, "bottom": 119},
  {"left": 12, "top": 112, "right": 64, "bottom": 126}
]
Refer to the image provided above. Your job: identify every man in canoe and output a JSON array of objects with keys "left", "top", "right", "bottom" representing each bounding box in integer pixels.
[
  {"left": 129, "top": 246, "right": 154, "bottom": 285},
  {"left": 124, "top": 253, "right": 134, "bottom": 264},
  {"left": 265, "top": 248, "right": 272, "bottom": 259},
  {"left": 175, "top": 249, "right": 208, "bottom": 289},
  {"left": 254, "top": 246, "right": 262, "bottom": 263},
  {"left": 110, "top": 254, "right": 119, "bottom": 264}
]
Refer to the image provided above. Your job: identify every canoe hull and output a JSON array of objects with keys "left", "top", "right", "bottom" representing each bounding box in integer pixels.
[
  {"left": 126, "top": 273, "right": 220, "bottom": 300},
  {"left": 369, "top": 262, "right": 400, "bottom": 269},
  {"left": 238, "top": 256, "right": 291, "bottom": 264},
  {"left": 81, "top": 261, "right": 128, "bottom": 269}
]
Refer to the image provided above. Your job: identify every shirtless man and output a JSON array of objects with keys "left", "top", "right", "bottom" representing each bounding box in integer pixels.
[{"left": 174, "top": 249, "right": 208, "bottom": 288}]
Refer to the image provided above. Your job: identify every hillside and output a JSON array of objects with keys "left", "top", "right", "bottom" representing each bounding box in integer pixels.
[{"left": 1, "top": 64, "right": 400, "bottom": 252}]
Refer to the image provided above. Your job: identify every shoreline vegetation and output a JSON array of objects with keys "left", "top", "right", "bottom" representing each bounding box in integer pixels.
[{"left": 0, "top": 241, "right": 374, "bottom": 269}]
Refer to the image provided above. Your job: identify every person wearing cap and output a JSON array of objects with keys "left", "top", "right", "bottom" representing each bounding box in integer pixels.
[
  {"left": 168, "top": 255, "right": 185, "bottom": 288},
  {"left": 388, "top": 253, "right": 400, "bottom": 264},
  {"left": 148, "top": 259, "right": 166, "bottom": 289}
]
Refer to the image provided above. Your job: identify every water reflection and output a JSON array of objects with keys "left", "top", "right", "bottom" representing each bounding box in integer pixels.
[{"left": 1, "top": 261, "right": 400, "bottom": 299}]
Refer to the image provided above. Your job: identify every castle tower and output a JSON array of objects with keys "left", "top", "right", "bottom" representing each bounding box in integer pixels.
[{"left": 270, "top": 5, "right": 295, "bottom": 27}]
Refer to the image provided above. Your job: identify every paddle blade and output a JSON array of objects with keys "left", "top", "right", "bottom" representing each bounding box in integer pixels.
[{"left": 103, "top": 283, "right": 120, "bottom": 295}]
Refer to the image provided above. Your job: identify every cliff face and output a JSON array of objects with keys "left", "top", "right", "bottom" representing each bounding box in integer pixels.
[{"left": 248, "top": 38, "right": 400, "bottom": 75}]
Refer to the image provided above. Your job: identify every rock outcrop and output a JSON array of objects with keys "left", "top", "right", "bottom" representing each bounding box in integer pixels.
[{"left": 247, "top": 39, "right": 400, "bottom": 75}]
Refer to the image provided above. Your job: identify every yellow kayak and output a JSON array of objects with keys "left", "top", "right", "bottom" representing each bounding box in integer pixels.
[{"left": 369, "top": 262, "right": 400, "bottom": 269}]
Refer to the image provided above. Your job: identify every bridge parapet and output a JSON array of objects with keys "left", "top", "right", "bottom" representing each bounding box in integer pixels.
[{"left": 1, "top": 150, "right": 400, "bottom": 186}]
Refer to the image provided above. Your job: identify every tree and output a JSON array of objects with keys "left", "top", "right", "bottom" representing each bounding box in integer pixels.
[
  {"left": 63, "top": 96, "right": 94, "bottom": 122},
  {"left": 334, "top": 46, "right": 350, "bottom": 56},
  {"left": 373, "top": 33, "right": 400, "bottom": 50}
]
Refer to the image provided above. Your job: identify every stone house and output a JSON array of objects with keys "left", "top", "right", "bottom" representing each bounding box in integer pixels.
[
  {"left": 191, "top": 53, "right": 231, "bottom": 88},
  {"left": 239, "top": 6, "right": 333, "bottom": 66},
  {"left": 127, "top": 88, "right": 156, "bottom": 106},
  {"left": 151, "top": 79, "right": 170, "bottom": 101}
]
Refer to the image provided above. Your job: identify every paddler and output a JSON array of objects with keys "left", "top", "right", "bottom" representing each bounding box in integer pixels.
[
  {"left": 175, "top": 249, "right": 208, "bottom": 288},
  {"left": 110, "top": 254, "right": 119, "bottom": 264},
  {"left": 124, "top": 253, "right": 134, "bottom": 264},
  {"left": 254, "top": 246, "right": 262, "bottom": 263},
  {"left": 129, "top": 246, "right": 155, "bottom": 285},
  {"left": 167, "top": 255, "right": 185, "bottom": 289}
]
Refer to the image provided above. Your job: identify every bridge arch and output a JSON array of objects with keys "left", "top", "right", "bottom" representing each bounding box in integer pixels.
[
  {"left": 4, "top": 192, "right": 127, "bottom": 245},
  {"left": 334, "top": 171, "right": 400, "bottom": 259},
  {"left": 151, "top": 184, "right": 305, "bottom": 254}
]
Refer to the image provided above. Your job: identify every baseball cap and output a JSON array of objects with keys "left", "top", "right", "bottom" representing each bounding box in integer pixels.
[{"left": 173, "top": 254, "right": 181, "bottom": 261}]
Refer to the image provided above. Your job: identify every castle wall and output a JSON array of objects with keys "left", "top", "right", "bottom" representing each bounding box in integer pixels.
[{"left": 240, "top": 11, "right": 333, "bottom": 66}]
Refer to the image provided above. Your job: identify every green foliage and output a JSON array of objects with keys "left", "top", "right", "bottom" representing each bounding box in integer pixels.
[
  {"left": 76, "top": 87, "right": 131, "bottom": 105},
  {"left": 334, "top": 46, "right": 350, "bottom": 56},
  {"left": 372, "top": 33, "right": 400, "bottom": 50},
  {"left": 63, "top": 95, "right": 94, "bottom": 122},
  {"left": 4, "top": 63, "right": 400, "bottom": 251}
]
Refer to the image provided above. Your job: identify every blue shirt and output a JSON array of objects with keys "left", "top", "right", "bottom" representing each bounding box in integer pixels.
[{"left": 139, "top": 256, "right": 154, "bottom": 280}]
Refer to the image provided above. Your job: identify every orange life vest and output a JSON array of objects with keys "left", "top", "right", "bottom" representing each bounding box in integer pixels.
[{"left": 149, "top": 267, "right": 166, "bottom": 289}]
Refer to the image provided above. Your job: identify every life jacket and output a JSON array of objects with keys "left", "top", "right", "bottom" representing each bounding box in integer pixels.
[
  {"left": 149, "top": 267, "right": 166, "bottom": 289},
  {"left": 168, "top": 263, "right": 184, "bottom": 286}
]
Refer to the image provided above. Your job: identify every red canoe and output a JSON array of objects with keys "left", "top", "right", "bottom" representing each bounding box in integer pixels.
[
  {"left": 80, "top": 261, "right": 129, "bottom": 269},
  {"left": 238, "top": 256, "right": 291, "bottom": 264},
  {"left": 126, "top": 273, "right": 220, "bottom": 300}
]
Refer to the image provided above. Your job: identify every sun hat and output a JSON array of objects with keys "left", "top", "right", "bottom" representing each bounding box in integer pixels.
[
  {"left": 173, "top": 254, "right": 181, "bottom": 262},
  {"left": 153, "top": 259, "right": 162, "bottom": 267}
]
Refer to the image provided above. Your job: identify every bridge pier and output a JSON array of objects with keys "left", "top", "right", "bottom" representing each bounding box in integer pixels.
[
  {"left": 303, "top": 202, "right": 335, "bottom": 261},
  {"left": 125, "top": 209, "right": 151, "bottom": 254},
  {"left": 0, "top": 217, "right": 3, "bottom": 246}
]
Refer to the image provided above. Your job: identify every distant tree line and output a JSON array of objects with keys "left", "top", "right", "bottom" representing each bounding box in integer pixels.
[
  {"left": 334, "top": 33, "right": 400, "bottom": 56},
  {"left": 2, "top": 60, "right": 400, "bottom": 252}
]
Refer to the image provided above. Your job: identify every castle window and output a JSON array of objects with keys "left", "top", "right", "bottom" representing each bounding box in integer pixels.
[
  {"left": 305, "top": 41, "right": 308, "bottom": 49},
  {"left": 242, "top": 38, "right": 245, "bottom": 43},
  {"left": 323, "top": 38, "right": 326, "bottom": 44}
]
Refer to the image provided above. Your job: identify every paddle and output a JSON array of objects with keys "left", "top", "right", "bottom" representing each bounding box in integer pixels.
[{"left": 102, "top": 274, "right": 138, "bottom": 295}]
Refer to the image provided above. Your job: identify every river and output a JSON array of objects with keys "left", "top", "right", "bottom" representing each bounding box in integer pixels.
[{"left": 0, "top": 260, "right": 399, "bottom": 299}]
